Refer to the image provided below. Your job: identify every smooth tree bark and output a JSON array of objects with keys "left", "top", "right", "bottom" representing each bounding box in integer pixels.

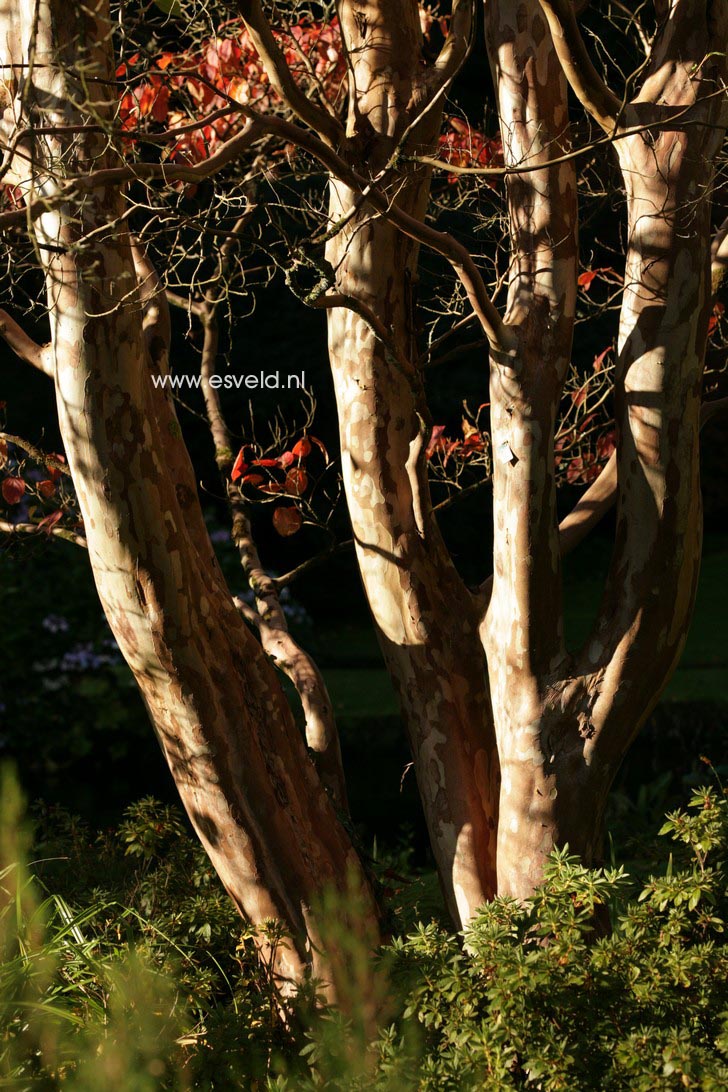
[
  {"left": 0, "top": 0, "right": 378, "bottom": 994},
  {"left": 1, "top": 0, "right": 726, "bottom": 977},
  {"left": 323, "top": 0, "right": 499, "bottom": 925},
  {"left": 481, "top": 0, "right": 579, "bottom": 898},
  {"left": 482, "top": 0, "right": 728, "bottom": 896}
]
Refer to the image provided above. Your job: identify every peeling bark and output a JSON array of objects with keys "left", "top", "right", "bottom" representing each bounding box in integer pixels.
[
  {"left": 482, "top": 0, "right": 579, "bottom": 897},
  {"left": 1, "top": 0, "right": 723, "bottom": 944},
  {"left": 326, "top": 1, "right": 499, "bottom": 924},
  {"left": 1, "top": 0, "right": 377, "bottom": 993},
  {"left": 482, "top": 0, "right": 728, "bottom": 897}
]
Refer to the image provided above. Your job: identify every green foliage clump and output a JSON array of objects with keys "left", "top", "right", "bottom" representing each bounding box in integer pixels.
[{"left": 2, "top": 770, "right": 728, "bottom": 1089}]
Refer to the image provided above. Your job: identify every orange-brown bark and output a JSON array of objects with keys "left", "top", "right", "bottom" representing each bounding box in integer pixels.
[
  {"left": 1, "top": 0, "right": 377, "bottom": 993},
  {"left": 325, "top": 0, "right": 499, "bottom": 925}
]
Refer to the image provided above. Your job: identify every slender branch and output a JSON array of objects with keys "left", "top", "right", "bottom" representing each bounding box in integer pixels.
[
  {"left": 311, "top": 292, "right": 414, "bottom": 373},
  {"left": 238, "top": 0, "right": 344, "bottom": 147},
  {"left": 166, "top": 290, "right": 206, "bottom": 317},
  {"left": 2, "top": 101, "right": 510, "bottom": 349},
  {"left": 0, "top": 117, "right": 264, "bottom": 232},
  {"left": 557, "top": 451, "right": 617, "bottom": 555},
  {"left": 536, "top": 0, "right": 622, "bottom": 133},
  {"left": 430, "top": 0, "right": 475, "bottom": 90},
  {"left": 553, "top": 395, "right": 728, "bottom": 556},
  {"left": 273, "top": 537, "right": 351, "bottom": 590},
  {"left": 610, "top": 0, "right": 652, "bottom": 55},
  {"left": 188, "top": 249, "right": 350, "bottom": 812},
  {"left": 413, "top": 112, "right": 704, "bottom": 177},
  {"left": 0, "top": 309, "right": 52, "bottom": 376},
  {"left": 131, "top": 241, "right": 171, "bottom": 369},
  {"left": 0, "top": 433, "right": 70, "bottom": 476},
  {"left": 0, "top": 518, "right": 87, "bottom": 547}
]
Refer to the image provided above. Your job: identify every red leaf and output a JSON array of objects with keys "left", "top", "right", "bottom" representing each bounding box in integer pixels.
[
  {"left": 578, "top": 267, "right": 618, "bottom": 293},
  {"left": 151, "top": 85, "right": 170, "bottom": 123},
  {"left": 284, "top": 467, "right": 308, "bottom": 496},
  {"left": 1, "top": 476, "right": 25, "bottom": 504},
  {"left": 37, "top": 509, "right": 63, "bottom": 534},
  {"left": 136, "top": 83, "right": 156, "bottom": 117},
  {"left": 38, "top": 479, "right": 56, "bottom": 499},
  {"left": 593, "top": 347, "right": 610, "bottom": 372},
  {"left": 241, "top": 472, "right": 264, "bottom": 486},
  {"left": 231, "top": 448, "right": 247, "bottom": 482},
  {"left": 251, "top": 457, "right": 279, "bottom": 468},
  {"left": 566, "top": 457, "right": 584, "bottom": 484},
  {"left": 48, "top": 454, "right": 66, "bottom": 482},
  {"left": 708, "top": 302, "right": 724, "bottom": 335},
  {"left": 218, "top": 38, "right": 235, "bottom": 64},
  {"left": 596, "top": 431, "right": 616, "bottom": 461},
  {"left": 426, "top": 424, "right": 447, "bottom": 459},
  {"left": 292, "top": 436, "right": 312, "bottom": 459},
  {"left": 272, "top": 507, "right": 303, "bottom": 536},
  {"left": 449, "top": 116, "right": 470, "bottom": 136}
]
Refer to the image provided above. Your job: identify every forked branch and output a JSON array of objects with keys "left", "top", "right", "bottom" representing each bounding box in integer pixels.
[
  {"left": 537, "top": 0, "right": 622, "bottom": 132},
  {"left": 238, "top": 0, "right": 344, "bottom": 146}
]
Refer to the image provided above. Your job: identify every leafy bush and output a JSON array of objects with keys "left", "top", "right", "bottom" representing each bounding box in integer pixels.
[{"left": 2, "top": 767, "right": 728, "bottom": 1089}]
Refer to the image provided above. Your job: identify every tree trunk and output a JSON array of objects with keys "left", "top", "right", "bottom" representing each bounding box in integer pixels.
[
  {"left": 482, "top": 0, "right": 579, "bottom": 898},
  {"left": 1, "top": 0, "right": 378, "bottom": 992},
  {"left": 485, "top": 0, "right": 727, "bottom": 897},
  {"left": 326, "top": 1, "right": 499, "bottom": 925}
]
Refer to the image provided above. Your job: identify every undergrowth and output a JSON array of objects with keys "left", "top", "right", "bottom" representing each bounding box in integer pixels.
[{"left": 2, "top": 767, "right": 728, "bottom": 1089}]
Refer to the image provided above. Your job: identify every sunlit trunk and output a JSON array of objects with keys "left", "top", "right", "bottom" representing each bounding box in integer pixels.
[
  {"left": 326, "top": 1, "right": 499, "bottom": 923},
  {"left": 1, "top": 0, "right": 378, "bottom": 992}
]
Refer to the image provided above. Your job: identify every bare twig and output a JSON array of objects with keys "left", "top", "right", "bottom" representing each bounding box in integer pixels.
[
  {"left": 0, "top": 433, "right": 70, "bottom": 476},
  {"left": 0, "top": 309, "right": 52, "bottom": 376},
  {"left": 238, "top": 1, "right": 344, "bottom": 147},
  {"left": 0, "top": 518, "right": 87, "bottom": 547}
]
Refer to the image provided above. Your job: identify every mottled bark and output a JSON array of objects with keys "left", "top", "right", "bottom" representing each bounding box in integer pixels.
[
  {"left": 481, "top": 0, "right": 728, "bottom": 897},
  {"left": 482, "top": 0, "right": 579, "bottom": 897},
  {"left": 1, "top": 0, "right": 376, "bottom": 992},
  {"left": 324, "top": 0, "right": 499, "bottom": 925},
  {"left": 2, "top": 0, "right": 723, "bottom": 943}
]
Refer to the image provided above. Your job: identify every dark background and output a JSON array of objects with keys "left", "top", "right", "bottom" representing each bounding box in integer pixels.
[{"left": 1, "top": 2, "right": 726, "bottom": 868}]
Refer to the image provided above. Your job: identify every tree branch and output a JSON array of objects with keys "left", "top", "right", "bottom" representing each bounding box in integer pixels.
[
  {"left": 554, "top": 395, "right": 728, "bottom": 556},
  {"left": 131, "top": 240, "right": 171, "bottom": 371},
  {"left": 431, "top": 0, "right": 475, "bottom": 90},
  {"left": 2, "top": 103, "right": 510, "bottom": 349},
  {"left": 536, "top": 0, "right": 622, "bottom": 133},
  {"left": 187, "top": 247, "right": 350, "bottom": 813},
  {"left": 0, "top": 309, "right": 52, "bottom": 376},
  {"left": 0, "top": 518, "right": 87, "bottom": 547},
  {"left": 0, "top": 432, "right": 70, "bottom": 476},
  {"left": 238, "top": 0, "right": 344, "bottom": 147},
  {"left": 311, "top": 291, "right": 414, "bottom": 373}
]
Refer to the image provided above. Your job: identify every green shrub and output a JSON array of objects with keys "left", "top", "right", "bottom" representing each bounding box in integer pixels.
[{"left": 2, "top": 769, "right": 728, "bottom": 1089}]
